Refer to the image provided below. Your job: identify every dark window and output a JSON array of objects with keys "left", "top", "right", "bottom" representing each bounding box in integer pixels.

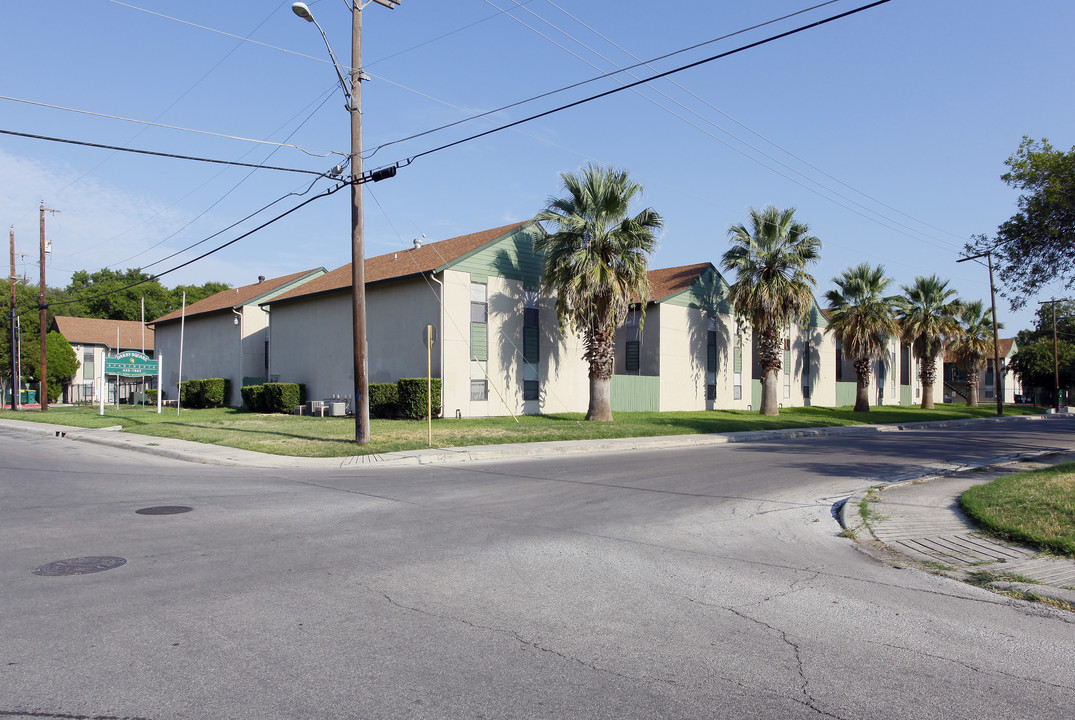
[
  {"left": 523, "top": 380, "right": 539, "bottom": 401},
  {"left": 706, "top": 384, "right": 716, "bottom": 401},
  {"left": 835, "top": 343, "right": 844, "bottom": 382},
  {"left": 626, "top": 340, "right": 640, "bottom": 373},
  {"left": 803, "top": 341, "right": 811, "bottom": 377},
  {"left": 707, "top": 330, "right": 717, "bottom": 373},
  {"left": 803, "top": 385, "right": 811, "bottom": 399},
  {"left": 523, "top": 308, "right": 539, "bottom": 364},
  {"left": 470, "top": 380, "right": 487, "bottom": 401},
  {"left": 901, "top": 344, "right": 911, "bottom": 385}
]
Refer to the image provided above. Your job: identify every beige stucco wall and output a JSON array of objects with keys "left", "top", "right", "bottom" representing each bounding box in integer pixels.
[
  {"left": 656, "top": 305, "right": 705, "bottom": 411},
  {"left": 441, "top": 269, "right": 588, "bottom": 418},
  {"left": 155, "top": 311, "right": 254, "bottom": 405},
  {"left": 268, "top": 277, "right": 442, "bottom": 407}
]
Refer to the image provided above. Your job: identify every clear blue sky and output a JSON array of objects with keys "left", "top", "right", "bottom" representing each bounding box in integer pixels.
[{"left": 2, "top": 0, "right": 1073, "bottom": 331}]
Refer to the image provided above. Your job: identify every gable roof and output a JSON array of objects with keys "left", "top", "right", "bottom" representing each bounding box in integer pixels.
[
  {"left": 53, "top": 316, "right": 154, "bottom": 351},
  {"left": 944, "top": 337, "right": 1016, "bottom": 363},
  {"left": 647, "top": 263, "right": 717, "bottom": 303},
  {"left": 149, "top": 268, "right": 325, "bottom": 326},
  {"left": 266, "top": 221, "right": 531, "bottom": 305}
]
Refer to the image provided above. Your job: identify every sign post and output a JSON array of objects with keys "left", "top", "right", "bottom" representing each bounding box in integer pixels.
[
  {"left": 101, "top": 351, "right": 161, "bottom": 416},
  {"left": 425, "top": 324, "right": 436, "bottom": 447}
]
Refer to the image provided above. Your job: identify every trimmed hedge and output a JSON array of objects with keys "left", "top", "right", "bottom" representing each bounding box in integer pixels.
[
  {"left": 261, "top": 382, "right": 307, "bottom": 414},
  {"left": 146, "top": 389, "right": 159, "bottom": 404},
  {"left": 369, "top": 383, "right": 399, "bottom": 418},
  {"left": 397, "top": 377, "right": 441, "bottom": 420},
  {"left": 241, "top": 384, "right": 266, "bottom": 412},
  {"left": 179, "top": 378, "right": 231, "bottom": 408}
]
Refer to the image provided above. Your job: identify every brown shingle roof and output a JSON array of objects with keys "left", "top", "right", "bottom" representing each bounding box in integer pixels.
[
  {"left": 267, "top": 221, "right": 530, "bottom": 305},
  {"left": 54, "top": 316, "right": 154, "bottom": 351},
  {"left": 646, "top": 263, "right": 714, "bottom": 302},
  {"left": 944, "top": 337, "right": 1015, "bottom": 363},
  {"left": 150, "top": 268, "right": 324, "bottom": 325}
]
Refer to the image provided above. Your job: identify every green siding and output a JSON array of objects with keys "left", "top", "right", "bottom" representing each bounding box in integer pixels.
[
  {"left": 471, "top": 322, "right": 487, "bottom": 361},
  {"left": 901, "top": 385, "right": 913, "bottom": 406},
  {"left": 449, "top": 224, "right": 543, "bottom": 285},
  {"left": 806, "top": 302, "right": 829, "bottom": 328},
  {"left": 661, "top": 266, "right": 733, "bottom": 315},
  {"left": 611, "top": 375, "right": 660, "bottom": 412},
  {"left": 836, "top": 382, "right": 857, "bottom": 407},
  {"left": 751, "top": 379, "right": 762, "bottom": 409}
]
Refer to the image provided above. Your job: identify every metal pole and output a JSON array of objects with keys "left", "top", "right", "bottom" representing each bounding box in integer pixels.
[
  {"left": 9, "top": 227, "right": 16, "bottom": 411},
  {"left": 350, "top": 3, "right": 371, "bottom": 444},
  {"left": 38, "top": 203, "right": 47, "bottom": 411},
  {"left": 986, "top": 253, "right": 1002, "bottom": 416},
  {"left": 427, "top": 324, "right": 432, "bottom": 447},
  {"left": 1053, "top": 299, "right": 1060, "bottom": 411}
]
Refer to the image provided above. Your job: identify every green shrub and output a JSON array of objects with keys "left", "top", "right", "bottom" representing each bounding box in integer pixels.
[
  {"left": 146, "top": 389, "right": 158, "bottom": 404},
  {"left": 179, "top": 378, "right": 231, "bottom": 408},
  {"left": 369, "top": 383, "right": 399, "bottom": 418},
  {"left": 396, "top": 378, "right": 441, "bottom": 420},
  {"left": 241, "top": 384, "right": 265, "bottom": 412},
  {"left": 262, "top": 383, "right": 306, "bottom": 414}
]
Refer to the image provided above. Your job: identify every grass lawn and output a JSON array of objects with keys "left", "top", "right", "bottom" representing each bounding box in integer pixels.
[
  {"left": 961, "top": 462, "right": 1075, "bottom": 558},
  {"left": 0, "top": 403, "right": 1048, "bottom": 458}
]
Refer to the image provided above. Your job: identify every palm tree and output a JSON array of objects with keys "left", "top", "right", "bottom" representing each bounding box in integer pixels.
[
  {"left": 950, "top": 300, "right": 999, "bottom": 407},
  {"left": 535, "top": 164, "right": 662, "bottom": 421},
  {"left": 896, "top": 275, "right": 962, "bottom": 409},
  {"left": 825, "top": 264, "right": 900, "bottom": 412},
  {"left": 721, "top": 206, "right": 821, "bottom": 416}
]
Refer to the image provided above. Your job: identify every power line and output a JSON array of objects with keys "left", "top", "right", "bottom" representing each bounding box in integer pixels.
[
  {"left": 0, "top": 128, "right": 327, "bottom": 176},
  {"left": 368, "top": 0, "right": 844, "bottom": 157},
  {"left": 0, "top": 94, "right": 345, "bottom": 158},
  {"left": 30, "top": 181, "right": 348, "bottom": 317},
  {"left": 404, "top": 1, "right": 892, "bottom": 164}
]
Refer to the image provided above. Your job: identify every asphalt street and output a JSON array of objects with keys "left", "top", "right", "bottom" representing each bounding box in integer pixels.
[{"left": 2, "top": 421, "right": 1073, "bottom": 719}]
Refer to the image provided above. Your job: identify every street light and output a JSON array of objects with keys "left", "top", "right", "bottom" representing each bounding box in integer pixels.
[{"left": 291, "top": 1, "right": 401, "bottom": 444}]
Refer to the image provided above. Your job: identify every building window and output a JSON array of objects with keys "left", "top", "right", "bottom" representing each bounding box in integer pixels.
[
  {"left": 707, "top": 330, "right": 717, "bottom": 373},
  {"left": 626, "top": 340, "right": 640, "bottom": 374},
  {"left": 706, "top": 384, "right": 716, "bottom": 401},
  {"left": 82, "top": 347, "right": 94, "bottom": 381},
  {"left": 803, "top": 340, "right": 812, "bottom": 378},
  {"left": 523, "top": 307, "right": 539, "bottom": 364},
  {"left": 783, "top": 347, "right": 791, "bottom": 398},
  {"left": 523, "top": 380, "right": 539, "bottom": 401},
  {"left": 470, "top": 379, "right": 488, "bottom": 401},
  {"left": 470, "top": 282, "right": 488, "bottom": 362},
  {"left": 733, "top": 345, "right": 743, "bottom": 400},
  {"left": 835, "top": 342, "right": 844, "bottom": 382},
  {"left": 900, "top": 344, "right": 911, "bottom": 386}
]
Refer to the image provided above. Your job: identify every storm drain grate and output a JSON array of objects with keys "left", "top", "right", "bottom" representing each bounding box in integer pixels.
[
  {"left": 32, "top": 556, "right": 127, "bottom": 576},
  {"left": 135, "top": 506, "right": 193, "bottom": 515}
]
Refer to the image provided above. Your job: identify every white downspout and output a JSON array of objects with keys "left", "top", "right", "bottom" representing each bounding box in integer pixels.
[
  {"left": 232, "top": 307, "right": 243, "bottom": 405},
  {"left": 429, "top": 273, "right": 444, "bottom": 418}
]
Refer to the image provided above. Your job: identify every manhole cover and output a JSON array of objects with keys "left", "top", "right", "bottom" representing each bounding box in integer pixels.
[
  {"left": 135, "top": 506, "right": 193, "bottom": 515},
  {"left": 32, "top": 556, "right": 127, "bottom": 577}
]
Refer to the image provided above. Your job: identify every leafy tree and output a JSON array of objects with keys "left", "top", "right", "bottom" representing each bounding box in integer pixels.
[
  {"left": 949, "top": 300, "right": 999, "bottom": 407},
  {"left": 824, "top": 264, "right": 900, "bottom": 412},
  {"left": 62, "top": 268, "right": 173, "bottom": 321},
  {"left": 44, "top": 331, "right": 78, "bottom": 402},
  {"left": 1, "top": 281, "right": 46, "bottom": 401},
  {"left": 1010, "top": 299, "right": 1075, "bottom": 402},
  {"left": 722, "top": 206, "right": 821, "bottom": 416},
  {"left": 896, "top": 275, "right": 962, "bottom": 409},
  {"left": 536, "top": 163, "right": 662, "bottom": 421},
  {"left": 967, "top": 137, "right": 1075, "bottom": 308}
]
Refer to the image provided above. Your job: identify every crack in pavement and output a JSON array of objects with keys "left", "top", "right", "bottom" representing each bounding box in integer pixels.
[
  {"left": 0, "top": 711, "right": 153, "bottom": 720},
  {"left": 379, "top": 592, "right": 685, "bottom": 690},
  {"left": 868, "top": 641, "right": 1075, "bottom": 691}
]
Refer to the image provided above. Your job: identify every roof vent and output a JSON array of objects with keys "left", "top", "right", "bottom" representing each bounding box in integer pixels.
[
  {"left": 413, "top": 238, "right": 422, "bottom": 250},
  {"left": 258, "top": 275, "right": 265, "bottom": 283}
]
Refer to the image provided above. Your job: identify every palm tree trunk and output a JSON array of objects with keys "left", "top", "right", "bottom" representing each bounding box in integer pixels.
[
  {"left": 920, "top": 354, "right": 937, "bottom": 410},
  {"left": 757, "top": 327, "right": 782, "bottom": 416},
  {"left": 965, "top": 369, "right": 980, "bottom": 407},
  {"left": 585, "top": 324, "right": 615, "bottom": 421},
  {"left": 853, "top": 358, "right": 872, "bottom": 413}
]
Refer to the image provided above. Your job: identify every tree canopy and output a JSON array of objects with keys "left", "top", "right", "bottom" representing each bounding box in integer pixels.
[{"left": 968, "top": 137, "right": 1075, "bottom": 308}]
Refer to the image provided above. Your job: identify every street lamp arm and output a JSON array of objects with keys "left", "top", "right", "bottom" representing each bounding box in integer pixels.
[{"left": 292, "top": 3, "right": 353, "bottom": 108}]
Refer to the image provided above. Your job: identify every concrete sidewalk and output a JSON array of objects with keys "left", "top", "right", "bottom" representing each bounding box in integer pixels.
[{"left": 840, "top": 453, "right": 1075, "bottom": 607}]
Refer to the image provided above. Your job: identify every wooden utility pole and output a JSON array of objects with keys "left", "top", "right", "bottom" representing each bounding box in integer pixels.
[
  {"left": 38, "top": 202, "right": 60, "bottom": 411},
  {"left": 956, "top": 250, "right": 1003, "bottom": 416}
]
